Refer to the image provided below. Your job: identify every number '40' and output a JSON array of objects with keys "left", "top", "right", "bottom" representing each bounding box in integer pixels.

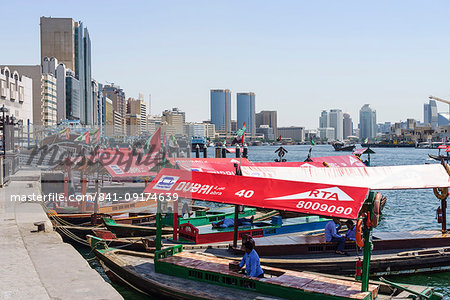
[{"left": 234, "top": 190, "right": 254, "bottom": 198}]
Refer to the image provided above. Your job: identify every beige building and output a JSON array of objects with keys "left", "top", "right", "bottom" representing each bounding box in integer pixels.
[
  {"left": 0, "top": 67, "right": 33, "bottom": 124},
  {"left": 162, "top": 109, "right": 183, "bottom": 135},
  {"left": 103, "top": 84, "right": 126, "bottom": 134},
  {"left": 41, "top": 73, "right": 57, "bottom": 126},
  {"left": 147, "top": 115, "right": 162, "bottom": 135},
  {"left": 204, "top": 123, "right": 216, "bottom": 139},
  {"left": 256, "top": 110, "right": 278, "bottom": 138},
  {"left": 105, "top": 98, "right": 114, "bottom": 136}
]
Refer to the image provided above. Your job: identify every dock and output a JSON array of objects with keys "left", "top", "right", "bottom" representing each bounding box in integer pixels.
[{"left": 0, "top": 168, "right": 122, "bottom": 300}]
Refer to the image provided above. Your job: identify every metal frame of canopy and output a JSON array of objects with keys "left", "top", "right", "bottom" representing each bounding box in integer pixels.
[{"left": 146, "top": 164, "right": 449, "bottom": 293}]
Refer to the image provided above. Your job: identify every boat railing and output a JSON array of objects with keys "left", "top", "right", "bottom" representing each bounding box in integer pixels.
[{"left": 154, "top": 244, "right": 183, "bottom": 261}]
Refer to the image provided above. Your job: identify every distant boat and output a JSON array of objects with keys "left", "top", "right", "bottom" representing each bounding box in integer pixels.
[
  {"left": 332, "top": 142, "right": 355, "bottom": 151},
  {"left": 191, "top": 136, "right": 207, "bottom": 151}
]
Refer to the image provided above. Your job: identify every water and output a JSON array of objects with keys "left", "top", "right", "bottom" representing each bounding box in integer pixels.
[{"left": 83, "top": 145, "right": 450, "bottom": 299}]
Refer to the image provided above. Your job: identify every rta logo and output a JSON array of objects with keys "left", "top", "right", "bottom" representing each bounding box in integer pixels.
[
  {"left": 154, "top": 176, "right": 179, "bottom": 190},
  {"left": 266, "top": 187, "right": 354, "bottom": 201}
]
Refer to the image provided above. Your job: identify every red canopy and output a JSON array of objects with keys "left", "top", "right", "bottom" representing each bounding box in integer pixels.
[
  {"left": 311, "top": 155, "right": 366, "bottom": 167},
  {"left": 438, "top": 145, "right": 448, "bottom": 150},
  {"left": 144, "top": 168, "right": 369, "bottom": 219}
]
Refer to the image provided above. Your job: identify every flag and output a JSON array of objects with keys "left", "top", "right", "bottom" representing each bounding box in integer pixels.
[
  {"left": 276, "top": 135, "right": 282, "bottom": 142},
  {"left": 168, "top": 135, "right": 178, "bottom": 148},
  {"left": 232, "top": 123, "right": 247, "bottom": 145},
  {"left": 90, "top": 129, "right": 100, "bottom": 145},
  {"left": 75, "top": 131, "right": 90, "bottom": 143},
  {"left": 364, "top": 137, "right": 369, "bottom": 144},
  {"left": 144, "top": 127, "right": 161, "bottom": 154},
  {"left": 311, "top": 140, "right": 315, "bottom": 146}
]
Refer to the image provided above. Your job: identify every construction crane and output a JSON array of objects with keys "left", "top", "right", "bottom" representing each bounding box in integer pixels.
[{"left": 429, "top": 95, "right": 450, "bottom": 122}]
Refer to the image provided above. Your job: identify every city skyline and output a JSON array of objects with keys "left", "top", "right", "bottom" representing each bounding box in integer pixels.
[{"left": 2, "top": 1, "right": 450, "bottom": 128}]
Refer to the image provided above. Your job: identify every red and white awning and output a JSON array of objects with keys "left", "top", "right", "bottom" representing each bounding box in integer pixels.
[
  {"left": 144, "top": 168, "right": 370, "bottom": 219},
  {"left": 240, "top": 164, "right": 450, "bottom": 190}
]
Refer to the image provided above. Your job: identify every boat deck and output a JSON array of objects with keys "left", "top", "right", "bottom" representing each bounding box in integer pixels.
[
  {"left": 159, "top": 251, "right": 378, "bottom": 299},
  {"left": 106, "top": 249, "right": 282, "bottom": 299}
]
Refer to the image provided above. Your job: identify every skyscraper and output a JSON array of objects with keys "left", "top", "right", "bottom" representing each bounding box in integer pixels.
[
  {"left": 343, "top": 113, "right": 353, "bottom": 138},
  {"left": 210, "top": 89, "right": 231, "bottom": 133},
  {"left": 319, "top": 110, "right": 328, "bottom": 128},
  {"left": 40, "top": 17, "right": 93, "bottom": 125},
  {"left": 237, "top": 92, "right": 256, "bottom": 137},
  {"left": 359, "top": 104, "right": 377, "bottom": 140},
  {"left": 256, "top": 110, "right": 277, "bottom": 138},
  {"left": 329, "top": 109, "right": 343, "bottom": 141},
  {"left": 424, "top": 100, "right": 438, "bottom": 128}
]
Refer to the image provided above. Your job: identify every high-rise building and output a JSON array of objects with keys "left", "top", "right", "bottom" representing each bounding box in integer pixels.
[
  {"left": 103, "top": 84, "right": 126, "bottom": 134},
  {"left": 105, "top": 98, "right": 113, "bottom": 136},
  {"left": 329, "top": 109, "right": 343, "bottom": 141},
  {"left": 359, "top": 104, "right": 377, "bottom": 140},
  {"left": 319, "top": 110, "right": 328, "bottom": 128},
  {"left": 162, "top": 109, "right": 184, "bottom": 135},
  {"left": 343, "top": 113, "right": 353, "bottom": 138},
  {"left": 256, "top": 110, "right": 277, "bottom": 138},
  {"left": 41, "top": 73, "right": 57, "bottom": 126},
  {"left": 40, "top": 17, "right": 92, "bottom": 124},
  {"left": 237, "top": 92, "right": 255, "bottom": 138},
  {"left": 424, "top": 100, "right": 438, "bottom": 128},
  {"left": 318, "top": 128, "right": 335, "bottom": 141},
  {"left": 256, "top": 125, "right": 274, "bottom": 141},
  {"left": 65, "top": 70, "right": 80, "bottom": 121},
  {"left": 0, "top": 67, "right": 33, "bottom": 124},
  {"left": 210, "top": 89, "right": 231, "bottom": 133}
]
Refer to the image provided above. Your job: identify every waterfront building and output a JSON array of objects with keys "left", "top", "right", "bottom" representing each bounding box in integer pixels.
[
  {"left": 318, "top": 127, "right": 335, "bottom": 141},
  {"left": 105, "top": 98, "right": 113, "bottom": 136},
  {"left": 162, "top": 109, "right": 184, "bottom": 135},
  {"left": 40, "top": 17, "right": 93, "bottom": 125},
  {"left": 343, "top": 113, "right": 353, "bottom": 139},
  {"left": 377, "top": 122, "right": 392, "bottom": 134},
  {"left": 65, "top": 71, "right": 80, "bottom": 121},
  {"left": 319, "top": 110, "right": 328, "bottom": 128},
  {"left": 237, "top": 92, "right": 256, "bottom": 138},
  {"left": 406, "top": 118, "right": 416, "bottom": 130},
  {"left": 210, "top": 89, "right": 231, "bottom": 134},
  {"left": 256, "top": 125, "right": 274, "bottom": 141},
  {"left": 103, "top": 84, "right": 126, "bottom": 134},
  {"left": 0, "top": 67, "right": 33, "bottom": 124},
  {"left": 256, "top": 110, "right": 278, "bottom": 138},
  {"left": 329, "top": 109, "right": 343, "bottom": 141},
  {"left": 147, "top": 115, "right": 162, "bottom": 135},
  {"left": 278, "top": 126, "right": 305, "bottom": 142},
  {"left": 359, "top": 104, "right": 377, "bottom": 141},
  {"left": 3, "top": 65, "right": 59, "bottom": 126},
  {"left": 138, "top": 94, "right": 147, "bottom": 133},
  {"left": 438, "top": 112, "right": 449, "bottom": 126},
  {"left": 203, "top": 122, "right": 216, "bottom": 139},
  {"left": 424, "top": 100, "right": 438, "bottom": 128},
  {"left": 184, "top": 122, "right": 206, "bottom": 138}
]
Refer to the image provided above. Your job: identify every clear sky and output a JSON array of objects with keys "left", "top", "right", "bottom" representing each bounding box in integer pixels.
[{"left": 2, "top": 0, "right": 450, "bottom": 128}]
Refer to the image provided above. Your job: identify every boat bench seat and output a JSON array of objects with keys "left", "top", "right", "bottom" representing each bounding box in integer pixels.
[{"left": 159, "top": 251, "right": 378, "bottom": 299}]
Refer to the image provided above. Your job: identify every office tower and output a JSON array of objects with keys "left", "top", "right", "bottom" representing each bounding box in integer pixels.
[
  {"left": 329, "top": 109, "right": 343, "bottom": 141},
  {"left": 162, "top": 108, "right": 184, "bottom": 135},
  {"left": 237, "top": 92, "right": 256, "bottom": 138},
  {"left": 40, "top": 17, "right": 92, "bottom": 125},
  {"left": 424, "top": 100, "right": 438, "bottom": 128},
  {"left": 65, "top": 69, "right": 80, "bottom": 121},
  {"left": 256, "top": 110, "right": 278, "bottom": 138},
  {"left": 343, "top": 113, "right": 353, "bottom": 138},
  {"left": 210, "top": 89, "right": 231, "bottom": 134},
  {"left": 319, "top": 110, "right": 328, "bottom": 128},
  {"left": 359, "top": 104, "right": 377, "bottom": 140},
  {"left": 103, "top": 84, "right": 126, "bottom": 135}
]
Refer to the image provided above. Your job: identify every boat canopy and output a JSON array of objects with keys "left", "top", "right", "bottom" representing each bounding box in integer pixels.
[
  {"left": 144, "top": 168, "right": 370, "bottom": 219},
  {"left": 310, "top": 155, "right": 366, "bottom": 167},
  {"left": 438, "top": 145, "right": 448, "bottom": 150},
  {"left": 353, "top": 148, "right": 375, "bottom": 155},
  {"left": 240, "top": 164, "right": 450, "bottom": 190}
]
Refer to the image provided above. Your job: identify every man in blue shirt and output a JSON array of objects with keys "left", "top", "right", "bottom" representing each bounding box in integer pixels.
[
  {"left": 212, "top": 216, "right": 254, "bottom": 228},
  {"left": 239, "top": 241, "right": 264, "bottom": 278},
  {"left": 345, "top": 220, "right": 356, "bottom": 241},
  {"left": 325, "top": 218, "right": 348, "bottom": 255}
]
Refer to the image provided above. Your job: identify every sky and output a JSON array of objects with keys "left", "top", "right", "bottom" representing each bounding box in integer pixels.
[{"left": 2, "top": 0, "right": 450, "bottom": 128}]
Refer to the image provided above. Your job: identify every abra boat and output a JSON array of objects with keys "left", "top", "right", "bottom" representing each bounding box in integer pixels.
[{"left": 332, "top": 142, "right": 356, "bottom": 151}]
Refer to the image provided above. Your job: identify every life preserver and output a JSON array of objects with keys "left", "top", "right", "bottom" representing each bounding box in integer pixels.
[
  {"left": 355, "top": 218, "right": 364, "bottom": 248},
  {"left": 371, "top": 193, "right": 381, "bottom": 228},
  {"left": 433, "top": 187, "right": 449, "bottom": 200}
]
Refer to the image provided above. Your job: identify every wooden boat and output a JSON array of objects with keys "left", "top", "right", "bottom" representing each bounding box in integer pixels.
[
  {"left": 177, "top": 216, "right": 329, "bottom": 244},
  {"left": 162, "top": 206, "right": 256, "bottom": 227},
  {"left": 332, "top": 142, "right": 356, "bottom": 152},
  {"left": 102, "top": 217, "right": 172, "bottom": 238},
  {"left": 428, "top": 154, "right": 447, "bottom": 161},
  {"left": 88, "top": 237, "right": 443, "bottom": 300}
]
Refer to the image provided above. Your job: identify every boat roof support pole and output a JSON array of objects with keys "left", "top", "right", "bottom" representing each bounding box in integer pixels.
[
  {"left": 233, "top": 205, "right": 239, "bottom": 249},
  {"left": 173, "top": 199, "right": 178, "bottom": 241},
  {"left": 361, "top": 191, "right": 375, "bottom": 293},
  {"left": 156, "top": 199, "right": 162, "bottom": 251},
  {"left": 441, "top": 197, "right": 447, "bottom": 234}
]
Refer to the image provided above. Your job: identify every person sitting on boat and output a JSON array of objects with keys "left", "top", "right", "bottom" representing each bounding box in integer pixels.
[
  {"left": 239, "top": 241, "right": 264, "bottom": 278},
  {"left": 212, "top": 216, "right": 254, "bottom": 228},
  {"left": 325, "top": 218, "right": 348, "bottom": 255},
  {"left": 345, "top": 220, "right": 356, "bottom": 241}
]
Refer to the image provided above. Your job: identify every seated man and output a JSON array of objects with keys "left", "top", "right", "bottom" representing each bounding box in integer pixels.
[
  {"left": 212, "top": 216, "right": 254, "bottom": 228},
  {"left": 345, "top": 220, "right": 356, "bottom": 241},
  {"left": 325, "top": 218, "right": 348, "bottom": 255},
  {"left": 239, "top": 241, "right": 264, "bottom": 278}
]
